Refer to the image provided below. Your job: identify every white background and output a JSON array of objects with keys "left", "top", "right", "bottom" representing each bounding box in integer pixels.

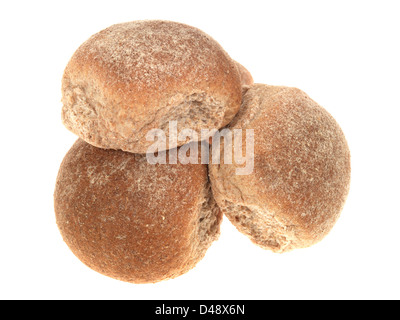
[{"left": 0, "top": 0, "right": 399, "bottom": 300}]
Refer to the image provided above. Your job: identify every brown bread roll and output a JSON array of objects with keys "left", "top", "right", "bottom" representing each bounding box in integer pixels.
[
  {"left": 62, "top": 20, "right": 242, "bottom": 153},
  {"left": 235, "top": 61, "right": 254, "bottom": 86},
  {"left": 209, "top": 84, "right": 351, "bottom": 253},
  {"left": 54, "top": 139, "right": 221, "bottom": 283}
]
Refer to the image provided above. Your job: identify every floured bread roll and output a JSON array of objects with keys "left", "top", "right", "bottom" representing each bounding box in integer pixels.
[
  {"left": 54, "top": 139, "right": 221, "bottom": 283},
  {"left": 209, "top": 84, "right": 351, "bottom": 253},
  {"left": 235, "top": 61, "right": 254, "bottom": 86},
  {"left": 62, "top": 20, "right": 242, "bottom": 153}
]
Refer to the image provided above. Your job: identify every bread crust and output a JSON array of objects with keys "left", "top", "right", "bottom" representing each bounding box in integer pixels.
[
  {"left": 62, "top": 20, "right": 242, "bottom": 153},
  {"left": 54, "top": 139, "right": 221, "bottom": 283},
  {"left": 235, "top": 61, "right": 254, "bottom": 86},
  {"left": 209, "top": 84, "right": 351, "bottom": 252}
]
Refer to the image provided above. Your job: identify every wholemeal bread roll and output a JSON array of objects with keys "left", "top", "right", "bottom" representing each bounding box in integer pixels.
[
  {"left": 209, "top": 84, "right": 351, "bottom": 253},
  {"left": 54, "top": 139, "right": 221, "bottom": 283},
  {"left": 62, "top": 20, "right": 242, "bottom": 153},
  {"left": 235, "top": 61, "right": 254, "bottom": 86}
]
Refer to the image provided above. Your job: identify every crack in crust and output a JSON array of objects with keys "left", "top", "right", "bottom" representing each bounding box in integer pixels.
[
  {"left": 62, "top": 78, "right": 227, "bottom": 152},
  {"left": 222, "top": 200, "right": 300, "bottom": 253}
]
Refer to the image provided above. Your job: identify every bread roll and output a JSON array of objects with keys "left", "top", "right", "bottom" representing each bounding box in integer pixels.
[
  {"left": 62, "top": 20, "right": 242, "bottom": 153},
  {"left": 209, "top": 84, "right": 351, "bottom": 253},
  {"left": 235, "top": 61, "right": 254, "bottom": 86},
  {"left": 54, "top": 139, "right": 221, "bottom": 283}
]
